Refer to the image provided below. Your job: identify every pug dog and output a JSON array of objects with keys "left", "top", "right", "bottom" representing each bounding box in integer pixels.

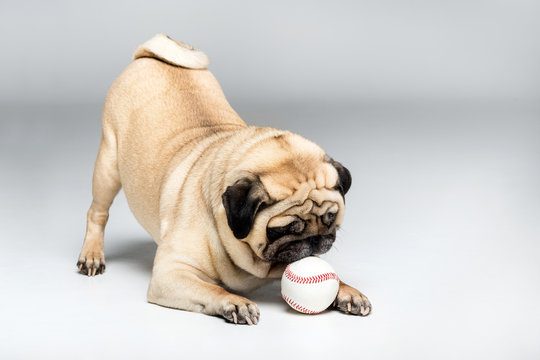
[{"left": 77, "top": 34, "right": 371, "bottom": 324}]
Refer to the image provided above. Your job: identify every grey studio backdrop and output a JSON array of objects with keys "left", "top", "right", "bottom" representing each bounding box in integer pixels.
[{"left": 1, "top": 1, "right": 539, "bottom": 360}]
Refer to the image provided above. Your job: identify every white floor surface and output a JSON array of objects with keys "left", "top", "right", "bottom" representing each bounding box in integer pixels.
[{"left": 1, "top": 102, "right": 539, "bottom": 359}]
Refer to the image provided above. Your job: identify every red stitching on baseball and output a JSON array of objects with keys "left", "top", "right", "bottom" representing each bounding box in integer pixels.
[
  {"left": 282, "top": 294, "right": 321, "bottom": 314},
  {"left": 284, "top": 265, "right": 340, "bottom": 284}
]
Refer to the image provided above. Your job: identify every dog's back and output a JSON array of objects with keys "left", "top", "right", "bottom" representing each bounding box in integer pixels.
[{"left": 101, "top": 34, "right": 245, "bottom": 238}]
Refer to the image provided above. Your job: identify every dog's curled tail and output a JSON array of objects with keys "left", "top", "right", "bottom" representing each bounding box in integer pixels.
[{"left": 133, "top": 34, "right": 209, "bottom": 70}]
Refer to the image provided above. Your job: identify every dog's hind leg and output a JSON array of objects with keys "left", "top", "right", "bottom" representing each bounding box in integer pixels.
[{"left": 77, "top": 121, "right": 121, "bottom": 276}]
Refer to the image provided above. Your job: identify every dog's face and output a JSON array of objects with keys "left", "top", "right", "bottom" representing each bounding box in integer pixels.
[{"left": 222, "top": 132, "right": 351, "bottom": 264}]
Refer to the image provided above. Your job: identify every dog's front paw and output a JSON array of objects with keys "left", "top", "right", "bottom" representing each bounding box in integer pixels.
[
  {"left": 220, "top": 295, "right": 260, "bottom": 325},
  {"left": 334, "top": 283, "right": 372, "bottom": 316},
  {"left": 77, "top": 246, "right": 105, "bottom": 276}
]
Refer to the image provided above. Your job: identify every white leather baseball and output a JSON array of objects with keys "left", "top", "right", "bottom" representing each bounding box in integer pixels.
[{"left": 281, "top": 256, "right": 340, "bottom": 314}]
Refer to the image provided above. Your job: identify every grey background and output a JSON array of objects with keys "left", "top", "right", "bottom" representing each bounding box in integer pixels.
[
  {"left": 1, "top": 1, "right": 539, "bottom": 359},
  {"left": 2, "top": 0, "right": 540, "bottom": 104}
]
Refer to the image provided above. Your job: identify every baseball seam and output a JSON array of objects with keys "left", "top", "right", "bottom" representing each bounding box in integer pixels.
[
  {"left": 282, "top": 294, "right": 321, "bottom": 314},
  {"left": 284, "top": 265, "right": 340, "bottom": 284},
  {"left": 282, "top": 264, "right": 340, "bottom": 314}
]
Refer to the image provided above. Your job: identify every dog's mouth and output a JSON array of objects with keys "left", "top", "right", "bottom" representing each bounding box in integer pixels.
[{"left": 263, "top": 234, "right": 336, "bottom": 263}]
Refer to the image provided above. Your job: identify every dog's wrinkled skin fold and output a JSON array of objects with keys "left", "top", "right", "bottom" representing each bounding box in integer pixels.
[{"left": 77, "top": 34, "right": 371, "bottom": 324}]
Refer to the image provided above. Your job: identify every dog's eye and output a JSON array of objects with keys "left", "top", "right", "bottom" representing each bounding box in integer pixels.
[
  {"left": 321, "top": 211, "right": 337, "bottom": 227},
  {"left": 288, "top": 219, "right": 305, "bottom": 234}
]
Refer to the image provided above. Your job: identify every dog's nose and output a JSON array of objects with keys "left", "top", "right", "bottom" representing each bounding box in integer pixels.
[{"left": 321, "top": 211, "right": 337, "bottom": 227}]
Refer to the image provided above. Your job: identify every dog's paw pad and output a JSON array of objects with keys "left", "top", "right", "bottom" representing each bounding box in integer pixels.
[
  {"left": 334, "top": 286, "right": 372, "bottom": 316},
  {"left": 221, "top": 296, "right": 260, "bottom": 325},
  {"left": 77, "top": 249, "right": 105, "bottom": 276}
]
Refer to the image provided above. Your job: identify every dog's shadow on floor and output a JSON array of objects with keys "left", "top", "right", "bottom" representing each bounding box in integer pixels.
[
  {"left": 105, "top": 238, "right": 284, "bottom": 305},
  {"left": 106, "top": 238, "right": 156, "bottom": 274},
  {"left": 248, "top": 281, "right": 284, "bottom": 305}
]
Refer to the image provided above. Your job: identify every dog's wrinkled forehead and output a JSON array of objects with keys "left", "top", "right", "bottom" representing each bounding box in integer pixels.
[
  {"left": 240, "top": 131, "right": 336, "bottom": 199},
  {"left": 266, "top": 185, "right": 345, "bottom": 225},
  {"left": 251, "top": 137, "right": 347, "bottom": 226},
  {"left": 259, "top": 162, "right": 346, "bottom": 228},
  {"left": 259, "top": 161, "right": 339, "bottom": 201}
]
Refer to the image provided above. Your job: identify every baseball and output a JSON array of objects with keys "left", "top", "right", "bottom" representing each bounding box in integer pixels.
[{"left": 281, "top": 256, "right": 340, "bottom": 314}]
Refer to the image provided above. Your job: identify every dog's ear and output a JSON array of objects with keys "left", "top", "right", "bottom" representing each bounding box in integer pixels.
[
  {"left": 222, "top": 176, "right": 270, "bottom": 239},
  {"left": 329, "top": 158, "right": 352, "bottom": 195}
]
